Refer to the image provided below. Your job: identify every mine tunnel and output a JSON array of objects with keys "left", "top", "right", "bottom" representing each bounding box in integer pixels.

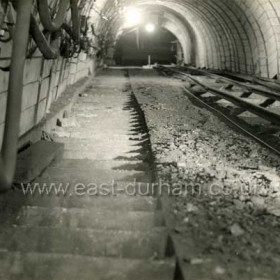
[{"left": 1, "top": 0, "right": 280, "bottom": 279}]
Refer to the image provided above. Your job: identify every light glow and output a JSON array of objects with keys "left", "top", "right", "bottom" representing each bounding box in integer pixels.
[
  {"left": 125, "top": 9, "right": 141, "bottom": 25},
  {"left": 145, "top": 23, "right": 155, "bottom": 33}
]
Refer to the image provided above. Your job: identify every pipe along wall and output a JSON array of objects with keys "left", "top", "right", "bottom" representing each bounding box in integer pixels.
[{"left": 0, "top": 0, "right": 96, "bottom": 191}]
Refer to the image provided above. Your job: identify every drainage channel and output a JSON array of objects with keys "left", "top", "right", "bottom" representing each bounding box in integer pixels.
[
  {"left": 122, "top": 69, "right": 156, "bottom": 178},
  {"left": 126, "top": 68, "right": 186, "bottom": 280}
]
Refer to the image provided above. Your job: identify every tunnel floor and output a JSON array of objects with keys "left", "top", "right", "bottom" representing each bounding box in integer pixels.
[
  {"left": 129, "top": 69, "right": 280, "bottom": 279},
  {"left": 0, "top": 69, "right": 175, "bottom": 279},
  {"left": 0, "top": 68, "right": 280, "bottom": 279}
]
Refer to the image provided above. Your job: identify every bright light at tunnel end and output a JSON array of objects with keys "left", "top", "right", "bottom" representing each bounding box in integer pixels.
[
  {"left": 145, "top": 23, "right": 155, "bottom": 33},
  {"left": 125, "top": 9, "right": 141, "bottom": 25}
]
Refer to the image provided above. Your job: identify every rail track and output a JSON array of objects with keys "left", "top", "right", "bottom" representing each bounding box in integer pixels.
[{"left": 155, "top": 65, "right": 280, "bottom": 156}]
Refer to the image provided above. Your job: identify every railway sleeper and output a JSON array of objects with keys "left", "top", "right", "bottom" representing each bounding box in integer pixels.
[
  {"left": 259, "top": 98, "right": 276, "bottom": 108},
  {"left": 241, "top": 90, "right": 253, "bottom": 98}
]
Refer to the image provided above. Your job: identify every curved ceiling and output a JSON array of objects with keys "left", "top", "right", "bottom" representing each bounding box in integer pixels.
[{"left": 87, "top": 0, "right": 280, "bottom": 79}]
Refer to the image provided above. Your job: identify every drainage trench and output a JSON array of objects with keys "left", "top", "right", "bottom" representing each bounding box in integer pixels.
[{"left": 122, "top": 69, "right": 156, "bottom": 181}]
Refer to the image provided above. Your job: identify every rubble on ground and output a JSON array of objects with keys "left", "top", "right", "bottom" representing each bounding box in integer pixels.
[{"left": 131, "top": 70, "right": 280, "bottom": 279}]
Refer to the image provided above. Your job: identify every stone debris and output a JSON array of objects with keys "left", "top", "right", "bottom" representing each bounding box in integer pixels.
[
  {"left": 79, "top": 93, "right": 88, "bottom": 97},
  {"left": 251, "top": 197, "right": 266, "bottom": 210},
  {"left": 52, "top": 127, "right": 71, "bottom": 138},
  {"left": 233, "top": 199, "right": 245, "bottom": 210},
  {"left": 190, "top": 258, "right": 211, "bottom": 265},
  {"left": 214, "top": 266, "right": 226, "bottom": 275},
  {"left": 130, "top": 70, "right": 280, "bottom": 279},
  {"left": 230, "top": 223, "right": 245, "bottom": 237},
  {"left": 59, "top": 117, "right": 80, "bottom": 128},
  {"left": 186, "top": 203, "right": 199, "bottom": 213}
]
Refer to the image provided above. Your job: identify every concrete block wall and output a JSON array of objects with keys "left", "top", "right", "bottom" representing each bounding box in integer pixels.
[
  {"left": 0, "top": 48, "right": 94, "bottom": 148},
  {"left": 0, "top": 0, "right": 98, "bottom": 148}
]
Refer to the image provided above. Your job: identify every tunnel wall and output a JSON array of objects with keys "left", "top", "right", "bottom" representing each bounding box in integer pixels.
[
  {"left": 0, "top": 33, "right": 94, "bottom": 149},
  {"left": 0, "top": 1, "right": 96, "bottom": 148},
  {"left": 1, "top": 0, "right": 280, "bottom": 148},
  {"left": 98, "top": 0, "right": 280, "bottom": 79}
]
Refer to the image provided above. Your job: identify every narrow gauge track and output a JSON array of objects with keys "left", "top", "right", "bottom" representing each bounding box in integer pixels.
[
  {"left": 183, "top": 66, "right": 280, "bottom": 97},
  {"left": 155, "top": 65, "right": 280, "bottom": 156}
]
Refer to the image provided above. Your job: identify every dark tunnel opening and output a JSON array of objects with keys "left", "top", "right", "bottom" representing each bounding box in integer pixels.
[{"left": 114, "top": 26, "right": 178, "bottom": 66}]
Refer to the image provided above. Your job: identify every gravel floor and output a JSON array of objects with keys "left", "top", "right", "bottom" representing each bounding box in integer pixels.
[{"left": 129, "top": 69, "right": 280, "bottom": 280}]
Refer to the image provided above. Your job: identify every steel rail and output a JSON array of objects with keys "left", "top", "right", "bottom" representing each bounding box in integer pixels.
[
  {"left": 221, "top": 71, "right": 280, "bottom": 89},
  {"left": 157, "top": 66, "right": 280, "bottom": 155},
  {"left": 157, "top": 66, "right": 280, "bottom": 125},
  {"left": 183, "top": 87, "right": 280, "bottom": 157},
  {"left": 184, "top": 66, "right": 280, "bottom": 102}
]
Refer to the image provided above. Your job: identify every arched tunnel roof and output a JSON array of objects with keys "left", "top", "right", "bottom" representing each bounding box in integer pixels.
[{"left": 87, "top": 0, "right": 280, "bottom": 78}]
